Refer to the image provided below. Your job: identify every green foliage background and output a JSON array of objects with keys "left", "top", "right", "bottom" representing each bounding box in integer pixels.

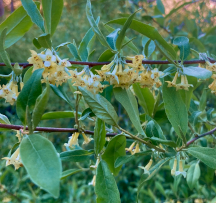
[{"left": 1, "top": 0, "right": 216, "bottom": 202}]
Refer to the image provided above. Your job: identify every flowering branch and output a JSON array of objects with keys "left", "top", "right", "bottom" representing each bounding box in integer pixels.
[{"left": 0, "top": 59, "right": 215, "bottom": 68}]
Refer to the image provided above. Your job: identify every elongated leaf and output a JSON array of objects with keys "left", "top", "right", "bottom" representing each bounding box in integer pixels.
[
  {"left": 102, "top": 135, "right": 126, "bottom": 176},
  {"left": 115, "top": 150, "right": 152, "bottom": 168},
  {"left": 67, "top": 43, "right": 82, "bottom": 61},
  {"left": 21, "top": 0, "right": 45, "bottom": 32},
  {"left": 186, "top": 163, "right": 200, "bottom": 190},
  {"left": 55, "top": 42, "right": 71, "bottom": 51},
  {"left": 157, "top": 0, "right": 165, "bottom": 14},
  {"left": 86, "top": 0, "right": 112, "bottom": 50},
  {"left": 106, "top": 18, "right": 176, "bottom": 59},
  {"left": 94, "top": 118, "right": 106, "bottom": 155},
  {"left": 20, "top": 134, "right": 62, "bottom": 198},
  {"left": 133, "top": 83, "right": 155, "bottom": 116},
  {"left": 187, "top": 147, "right": 216, "bottom": 169},
  {"left": 42, "top": 0, "right": 63, "bottom": 36},
  {"left": 16, "top": 69, "right": 43, "bottom": 124},
  {"left": 116, "top": 9, "right": 140, "bottom": 51},
  {"left": 183, "top": 66, "right": 212, "bottom": 79},
  {"left": 95, "top": 160, "right": 121, "bottom": 203},
  {"left": 0, "top": 113, "right": 11, "bottom": 131},
  {"left": 32, "top": 84, "right": 50, "bottom": 129},
  {"left": 0, "top": 28, "right": 13, "bottom": 69},
  {"left": 149, "top": 137, "right": 177, "bottom": 148},
  {"left": 114, "top": 87, "right": 145, "bottom": 136},
  {"left": 60, "top": 149, "right": 94, "bottom": 162},
  {"left": 33, "top": 38, "right": 41, "bottom": 49},
  {"left": 106, "top": 28, "right": 120, "bottom": 50},
  {"left": 144, "top": 39, "right": 155, "bottom": 57},
  {"left": 61, "top": 169, "right": 83, "bottom": 180},
  {"left": 78, "top": 17, "right": 99, "bottom": 61},
  {"left": 79, "top": 87, "right": 118, "bottom": 126},
  {"left": 42, "top": 111, "right": 75, "bottom": 120},
  {"left": 104, "top": 24, "right": 138, "bottom": 54},
  {"left": 0, "top": 3, "right": 39, "bottom": 48},
  {"left": 162, "top": 82, "right": 188, "bottom": 140},
  {"left": 23, "top": 67, "right": 33, "bottom": 83},
  {"left": 50, "top": 84, "right": 73, "bottom": 108},
  {"left": 173, "top": 36, "right": 190, "bottom": 60},
  {"left": 37, "top": 33, "right": 51, "bottom": 49}
]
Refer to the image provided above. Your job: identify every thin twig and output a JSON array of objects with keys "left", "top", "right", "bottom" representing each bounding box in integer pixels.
[
  {"left": 0, "top": 59, "right": 214, "bottom": 69},
  {"left": 186, "top": 126, "right": 216, "bottom": 146}
]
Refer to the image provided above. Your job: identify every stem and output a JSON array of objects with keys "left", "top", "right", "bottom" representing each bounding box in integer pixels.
[
  {"left": 0, "top": 59, "right": 214, "bottom": 69},
  {"left": 75, "top": 88, "right": 80, "bottom": 129},
  {"left": 118, "top": 126, "right": 165, "bottom": 153}
]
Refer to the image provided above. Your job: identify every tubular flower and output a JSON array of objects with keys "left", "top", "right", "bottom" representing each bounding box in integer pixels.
[
  {"left": 166, "top": 73, "right": 193, "bottom": 91},
  {"left": 175, "top": 160, "right": 186, "bottom": 178},
  {"left": 132, "top": 143, "right": 140, "bottom": 155},
  {"left": 0, "top": 81, "right": 21, "bottom": 105},
  {"left": 88, "top": 175, "right": 96, "bottom": 187},
  {"left": 171, "top": 158, "right": 177, "bottom": 176},
  {"left": 81, "top": 132, "right": 93, "bottom": 145},
  {"left": 125, "top": 142, "right": 136, "bottom": 154},
  {"left": 208, "top": 74, "right": 216, "bottom": 95},
  {"left": 206, "top": 61, "right": 216, "bottom": 72},
  {"left": 2, "top": 147, "right": 23, "bottom": 170},
  {"left": 28, "top": 49, "right": 71, "bottom": 86},
  {"left": 64, "top": 132, "right": 80, "bottom": 148},
  {"left": 139, "top": 159, "right": 153, "bottom": 175}
]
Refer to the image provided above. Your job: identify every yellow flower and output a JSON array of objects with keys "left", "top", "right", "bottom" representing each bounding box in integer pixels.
[
  {"left": 82, "top": 132, "right": 93, "bottom": 145},
  {"left": 166, "top": 72, "right": 178, "bottom": 88},
  {"left": 139, "top": 159, "right": 153, "bottom": 175},
  {"left": 171, "top": 158, "right": 177, "bottom": 176},
  {"left": 133, "top": 143, "right": 140, "bottom": 154},
  {"left": 175, "top": 160, "right": 186, "bottom": 178},
  {"left": 64, "top": 132, "right": 80, "bottom": 148},
  {"left": 125, "top": 142, "right": 136, "bottom": 154},
  {"left": 38, "top": 49, "right": 56, "bottom": 67},
  {"left": 88, "top": 175, "right": 96, "bottom": 186},
  {"left": 2, "top": 147, "right": 23, "bottom": 170}
]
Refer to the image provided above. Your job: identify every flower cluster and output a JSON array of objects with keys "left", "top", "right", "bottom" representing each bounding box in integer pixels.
[
  {"left": 28, "top": 49, "right": 71, "bottom": 86},
  {"left": 96, "top": 55, "right": 163, "bottom": 90},
  {"left": 68, "top": 69, "right": 108, "bottom": 94},
  {"left": 166, "top": 72, "right": 193, "bottom": 91},
  {"left": 0, "top": 81, "right": 22, "bottom": 105}
]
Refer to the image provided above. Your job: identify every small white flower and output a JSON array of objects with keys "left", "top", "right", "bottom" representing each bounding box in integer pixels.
[{"left": 38, "top": 49, "right": 56, "bottom": 67}]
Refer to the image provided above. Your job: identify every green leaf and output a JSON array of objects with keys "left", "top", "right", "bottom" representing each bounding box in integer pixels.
[
  {"left": 186, "top": 163, "right": 200, "bottom": 190},
  {"left": 94, "top": 118, "right": 106, "bottom": 155},
  {"left": 115, "top": 150, "right": 152, "bottom": 168},
  {"left": 20, "top": 134, "right": 62, "bottom": 198},
  {"left": 95, "top": 160, "right": 121, "bottom": 203},
  {"left": 37, "top": 33, "right": 52, "bottom": 49},
  {"left": 23, "top": 67, "right": 33, "bottom": 84},
  {"left": 155, "top": 40, "right": 176, "bottom": 64},
  {"left": 21, "top": 0, "right": 45, "bottom": 32},
  {"left": 106, "top": 18, "right": 176, "bottom": 59},
  {"left": 78, "top": 17, "right": 99, "bottom": 61},
  {"left": 42, "top": 0, "right": 63, "bottom": 36},
  {"left": 157, "top": 0, "right": 165, "bottom": 14},
  {"left": 79, "top": 108, "right": 95, "bottom": 121},
  {"left": 199, "top": 89, "right": 207, "bottom": 111},
  {"left": 0, "top": 113, "right": 11, "bottom": 131},
  {"left": 32, "top": 84, "right": 50, "bottom": 129},
  {"left": 33, "top": 38, "right": 41, "bottom": 49},
  {"left": 102, "top": 135, "right": 126, "bottom": 176},
  {"left": 116, "top": 9, "right": 140, "bottom": 51},
  {"left": 104, "top": 24, "right": 138, "bottom": 54},
  {"left": 114, "top": 87, "right": 145, "bottom": 136},
  {"left": 79, "top": 87, "right": 118, "bottom": 126},
  {"left": 187, "top": 147, "right": 216, "bottom": 169},
  {"left": 55, "top": 42, "right": 71, "bottom": 51},
  {"left": 0, "top": 3, "right": 39, "bottom": 48},
  {"left": 106, "top": 28, "right": 120, "bottom": 50},
  {"left": 41, "top": 111, "right": 75, "bottom": 120},
  {"left": 16, "top": 69, "right": 43, "bottom": 124},
  {"left": 183, "top": 66, "right": 212, "bottom": 80},
  {"left": 0, "top": 28, "right": 13, "bottom": 69},
  {"left": 86, "top": 0, "right": 112, "bottom": 50},
  {"left": 144, "top": 39, "right": 155, "bottom": 57},
  {"left": 60, "top": 149, "right": 94, "bottom": 162},
  {"left": 173, "top": 36, "right": 190, "bottom": 60},
  {"left": 67, "top": 43, "right": 82, "bottom": 61},
  {"left": 162, "top": 82, "right": 188, "bottom": 141},
  {"left": 50, "top": 84, "right": 73, "bottom": 108},
  {"left": 133, "top": 83, "right": 155, "bottom": 116},
  {"left": 61, "top": 169, "right": 83, "bottom": 180},
  {"left": 149, "top": 137, "right": 177, "bottom": 148}
]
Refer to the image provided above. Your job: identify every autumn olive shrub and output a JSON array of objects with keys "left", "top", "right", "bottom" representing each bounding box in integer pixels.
[{"left": 1, "top": 0, "right": 216, "bottom": 202}]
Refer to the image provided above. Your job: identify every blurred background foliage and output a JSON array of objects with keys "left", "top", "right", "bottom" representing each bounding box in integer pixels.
[{"left": 1, "top": 0, "right": 216, "bottom": 202}]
